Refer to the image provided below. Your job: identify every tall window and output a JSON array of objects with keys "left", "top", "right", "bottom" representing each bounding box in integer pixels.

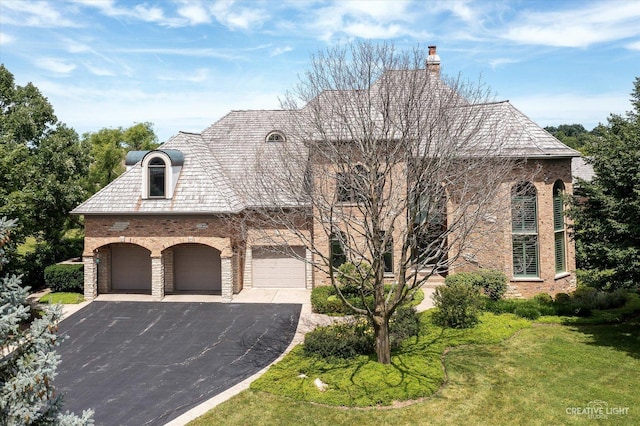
[
  {"left": 511, "top": 182, "right": 538, "bottom": 277},
  {"left": 330, "top": 232, "right": 346, "bottom": 269},
  {"left": 383, "top": 235, "right": 393, "bottom": 273},
  {"left": 148, "top": 157, "right": 166, "bottom": 197},
  {"left": 337, "top": 165, "right": 367, "bottom": 203},
  {"left": 553, "top": 180, "right": 566, "bottom": 274}
]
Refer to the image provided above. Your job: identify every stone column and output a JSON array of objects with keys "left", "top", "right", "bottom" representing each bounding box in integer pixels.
[
  {"left": 305, "top": 248, "right": 313, "bottom": 290},
  {"left": 221, "top": 256, "right": 233, "bottom": 302},
  {"left": 163, "top": 248, "right": 174, "bottom": 294},
  {"left": 151, "top": 255, "right": 164, "bottom": 299},
  {"left": 243, "top": 246, "right": 253, "bottom": 288},
  {"left": 83, "top": 255, "right": 97, "bottom": 300}
]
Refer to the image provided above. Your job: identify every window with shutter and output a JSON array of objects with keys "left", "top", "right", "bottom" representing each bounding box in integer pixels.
[
  {"left": 511, "top": 182, "right": 539, "bottom": 278},
  {"left": 553, "top": 180, "right": 566, "bottom": 273}
]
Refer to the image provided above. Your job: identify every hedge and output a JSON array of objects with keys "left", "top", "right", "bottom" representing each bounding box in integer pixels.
[{"left": 44, "top": 263, "right": 84, "bottom": 293}]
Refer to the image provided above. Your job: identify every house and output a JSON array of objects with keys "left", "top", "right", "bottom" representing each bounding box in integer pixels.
[{"left": 72, "top": 47, "right": 580, "bottom": 300}]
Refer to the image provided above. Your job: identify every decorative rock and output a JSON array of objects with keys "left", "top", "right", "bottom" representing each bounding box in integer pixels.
[{"left": 314, "top": 377, "right": 328, "bottom": 391}]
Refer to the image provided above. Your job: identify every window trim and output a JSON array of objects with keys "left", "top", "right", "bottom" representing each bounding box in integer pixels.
[
  {"left": 553, "top": 180, "right": 567, "bottom": 274},
  {"left": 266, "top": 131, "right": 286, "bottom": 142},
  {"left": 511, "top": 182, "right": 539, "bottom": 278},
  {"left": 141, "top": 151, "right": 175, "bottom": 200}
]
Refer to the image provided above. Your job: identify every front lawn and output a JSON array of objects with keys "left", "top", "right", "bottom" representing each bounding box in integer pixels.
[
  {"left": 38, "top": 292, "right": 84, "bottom": 304},
  {"left": 189, "top": 315, "right": 640, "bottom": 425}
]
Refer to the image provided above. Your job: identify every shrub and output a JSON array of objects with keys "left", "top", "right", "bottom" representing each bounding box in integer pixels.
[
  {"left": 445, "top": 270, "right": 507, "bottom": 301},
  {"left": 336, "top": 262, "right": 374, "bottom": 295},
  {"left": 533, "top": 293, "right": 553, "bottom": 305},
  {"left": 432, "top": 282, "right": 482, "bottom": 328},
  {"left": 477, "top": 269, "right": 508, "bottom": 300},
  {"left": 554, "top": 292, "right": 571, "bottom": 303},
  {"left": 44, "top": 263, "right": 84, "bottom": 293},
  {"left": 513, "top": 305, "right": 541, "bottom": 320},
  {"left": 389, "top": 306, "right": 420, "bottom": 349},
  {"left": 304, "top": 317, "right": 374, "bottom": 358}
]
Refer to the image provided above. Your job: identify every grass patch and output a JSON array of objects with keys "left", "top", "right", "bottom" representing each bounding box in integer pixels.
[
  {"left": 38, "top": 292, "right": 84, "bottom": 304},
  {"left": 189, "top": 316, "right": 640, "bottom": 425},
  {"left": 249, "top": 311, "right": 529, "bottom": 407}
]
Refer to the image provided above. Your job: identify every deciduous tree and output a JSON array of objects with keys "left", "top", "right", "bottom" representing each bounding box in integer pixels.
[{"left": 242, "top": 42, "right": 519, "bottom": 364}]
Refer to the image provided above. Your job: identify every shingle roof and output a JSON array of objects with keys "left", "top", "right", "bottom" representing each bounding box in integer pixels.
[
  {"left": 72, "top": 132, "right": 243, "bottom": 214},
  {"left": 73, "top": 71, "right": 578, "bottom": 215}
]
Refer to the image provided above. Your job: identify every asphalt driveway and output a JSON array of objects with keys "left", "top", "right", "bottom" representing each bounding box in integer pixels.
[{"left": 55, "top": 301, "right": 301, "bottom": 425}]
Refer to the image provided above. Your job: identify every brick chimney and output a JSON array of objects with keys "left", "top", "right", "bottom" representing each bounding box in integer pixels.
[{"left": 426, "top": 45, "right": 440, "bottom": 77}]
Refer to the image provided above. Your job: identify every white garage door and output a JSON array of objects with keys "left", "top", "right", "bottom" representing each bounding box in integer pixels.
[
  {"left": 111, "top": 244, "right": 152, "bottom": 292},
  {"left": 252, "top": 246, "right": 306, "bottom": 288},
  {"left": 174, "top": 244, "right": 221, "bottom": 293}
]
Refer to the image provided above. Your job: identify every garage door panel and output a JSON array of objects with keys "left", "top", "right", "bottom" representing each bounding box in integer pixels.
[
  {"left": 174, "top": 244, "right": 221, "bottom": 293},
  {"left": 111, "top": 245, "right": 152, "bottom": 291},
  {"left": 252, "top": 246, "right": 305, "bottom": 288}
]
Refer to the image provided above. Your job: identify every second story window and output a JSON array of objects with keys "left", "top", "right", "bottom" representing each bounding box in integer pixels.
[{"left": 148, "top": 157, "right": 166, "bottom": 198}]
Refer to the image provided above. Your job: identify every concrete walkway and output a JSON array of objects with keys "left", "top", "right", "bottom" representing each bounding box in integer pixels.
[{"left": 29, "top": 287, "right": 435, "bottom": 425}]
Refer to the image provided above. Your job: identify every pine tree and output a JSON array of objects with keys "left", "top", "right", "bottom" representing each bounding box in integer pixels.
[{"left": 0, "top": 217, "right": 93, "bottom": 425}]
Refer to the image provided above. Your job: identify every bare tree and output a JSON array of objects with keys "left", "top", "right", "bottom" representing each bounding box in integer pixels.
[{"left": 240, "top": 41, "right": 523, "bottom": 364}]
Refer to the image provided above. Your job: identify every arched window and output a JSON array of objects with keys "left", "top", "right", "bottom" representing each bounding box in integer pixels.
[
  {"left": 148, "top": 157, "right": 166, "bottom": 198},
  {"left": 266, "top": 131, "right": 285, "bottom": 142},
  {"left": 553, "top": 180, "right": 566, "bottom": 274},
  {"left": 511, "top": 182, "right": 538, "bottom": 278}
]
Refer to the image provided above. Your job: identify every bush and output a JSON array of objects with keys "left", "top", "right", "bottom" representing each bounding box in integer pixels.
[
  {"left": 44, "top": 263, "right": 84, "bottom": 293},
  {"left": 389, "top": 306, "right": 420, "bottom": 349},
  {"left": 304, "top": 318, "right": 374, "bottom": 358},
  {"left": 445, "top": 270, "right": 507, "bottom": 301},
  {"left": 513, "top": 305, "right": 541, "bottom": 320},
  {"left": 533, "top": 293, "right": 553, "bottom": 305},
  {"left": 477, "top": 270, "right": 508, "bottom": 300},
  {"left": 336, "top": 262, "right": 374, "bottom": 295},
  {"left": 432, "top": 282, "right": 482, "bottom": 328},
  {"left": 554, "top": 292, "right": 571, "bottom": 303}
]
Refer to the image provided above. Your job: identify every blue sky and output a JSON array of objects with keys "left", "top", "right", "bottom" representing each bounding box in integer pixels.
[{"left": 1, "top": 0, "right": 639, "bottom": 142}]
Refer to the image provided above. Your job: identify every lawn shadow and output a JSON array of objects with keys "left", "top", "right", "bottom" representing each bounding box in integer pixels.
[{"left": 567, "top": 317, "right": 640, "bottom": 360}]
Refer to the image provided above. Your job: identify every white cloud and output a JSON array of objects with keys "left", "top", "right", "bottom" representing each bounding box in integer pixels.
[
  {"left": 1, "top": 0, "right": 79, "bottom": 27},
  {"left": 177, "top": 1, "right": 211, "bottom": 25},
  {"left": 36, "top": 80, "right": 282, "bottom": 141},
  {"left": 503, "top": 2, "right": 640, "bottom": 48},
  {"left": 513, "top": 92, "right": 630, "bottom": 130},
  {"left": 83, "top": 63, "right": 115, "bottom": 77},
  {"left": 626, "top": 40, "right": 640, "bottom": 50},
  {"left": 0, "top": 32, "right": 15, "bottom": 45},
  {"left": 488, "top": 58, "right": 520, "bottom": 69},
  {"left": 35, "top": 57, "right": 76, "bottom": 74},
  {"left": 158, "top": 68, "right": 209, "bottom": 83},
  {"left": 117, "top": 47, "right": 244, "bottom": 61},
  {"left": 270, "top": 46, "right": 293, "bottom": 57},
  {"left": 342, "top": 22, "right": 405, "bottom": 39},
  {"left": 209, "top": 1, "right": 269, "bottom": 30}
]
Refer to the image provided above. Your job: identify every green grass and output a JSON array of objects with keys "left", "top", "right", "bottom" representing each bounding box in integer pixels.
[
  {"left": 38, "top": 292, "right": 84, "bottom": 304},
  {"left": 189, "top": 315, "right": 640, "bottom": 426}
]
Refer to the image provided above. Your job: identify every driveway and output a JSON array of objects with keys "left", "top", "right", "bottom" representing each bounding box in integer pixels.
[{"left": 55, "top": 301, "right": 301, "bottom": 425}]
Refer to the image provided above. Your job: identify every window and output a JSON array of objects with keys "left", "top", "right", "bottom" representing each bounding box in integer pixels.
[
  {"left": 553, "top": 180, "right": 566, "bottom": 274},
  {"left": 511, "top": 182, "right": 539, "bottom": 277},
  {"left": 337, "top": 165, "right": 368, "bottom": 203},
  {"left": 383, "top": 235, "right": 393, "bottom": 273},
  {"left": 266, "top": 131, "right": 285, "bottom": 142},
  {"left": 148, "top": 157, "right": 166, "bottom": 197},
  {"left": 330, "top": 232, "right": 347, "bottom": 269}
]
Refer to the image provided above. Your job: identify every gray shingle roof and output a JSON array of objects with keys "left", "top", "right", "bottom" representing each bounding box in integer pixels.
[
  {"left": 73, "top": 71, "right": 578, "bottom": 215},
  {"left": 72, "top": 132, "right": 243, "bottom": 214}
]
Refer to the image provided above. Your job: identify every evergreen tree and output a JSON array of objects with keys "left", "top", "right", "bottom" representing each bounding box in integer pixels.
[
  {"left": 0, "top": 217, "right": 93, "bottom": 425},
  {"left": 569, "top": 78, "right": 640, "bottom": 290}
]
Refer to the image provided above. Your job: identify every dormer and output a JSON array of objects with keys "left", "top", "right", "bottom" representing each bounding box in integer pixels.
[{"left": 125, "top": 149, "right": 184, "bottom": 199}]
